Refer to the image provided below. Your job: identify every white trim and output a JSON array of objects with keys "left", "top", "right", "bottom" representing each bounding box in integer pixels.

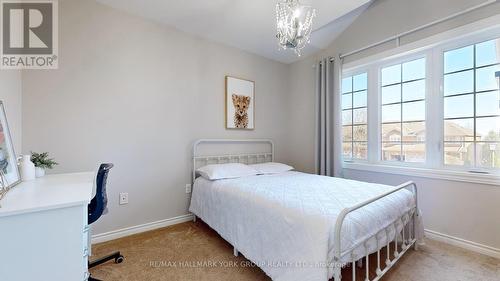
[
  {"left": 88, "top": 215, "right": 500, "bottom": 264},
  {"left": 343, "top": 162, "right": 500, "bottom": 186},
  {"left": 91, "top": 214, "right": 193, "bottom": 244},
  {"left": 425, "top": 229, "right": 500, "bottom": 259}
]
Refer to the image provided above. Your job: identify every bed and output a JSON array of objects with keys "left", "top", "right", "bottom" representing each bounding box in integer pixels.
[{"left": 189, "top": 139, "right": 422, "bottom": 281}]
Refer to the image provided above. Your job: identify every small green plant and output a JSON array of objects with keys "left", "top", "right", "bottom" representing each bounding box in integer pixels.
[{"left": 30, "top": 152, "right": 58, "bottom": 169}]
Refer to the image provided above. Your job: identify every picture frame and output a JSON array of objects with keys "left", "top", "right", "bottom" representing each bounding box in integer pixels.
[
  {"left": 0, "top": 101, "right": 21, "bottom": 196},
  {"left": 225, "top": 76, "right": 255, "bottom": 130}
]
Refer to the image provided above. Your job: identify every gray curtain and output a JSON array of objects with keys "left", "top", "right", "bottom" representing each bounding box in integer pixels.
[{"left": 315, "top": 57, "right": 342, "bottom": 177}]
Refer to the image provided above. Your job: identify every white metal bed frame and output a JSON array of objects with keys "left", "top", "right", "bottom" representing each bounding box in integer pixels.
[
  {"left": 191, "top": 139, "right": 419, "bottom": 281},
  {"left": 192, "top": 138, "right": 274, "bottom": 183}
]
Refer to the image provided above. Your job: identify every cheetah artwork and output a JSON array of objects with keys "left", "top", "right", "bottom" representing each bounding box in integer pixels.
[
  {"left": 225, "top": 76, "right": 254, "bottom": 129},
  {"left": 232, "top": 94, "right": 251, "bottom": 129}
]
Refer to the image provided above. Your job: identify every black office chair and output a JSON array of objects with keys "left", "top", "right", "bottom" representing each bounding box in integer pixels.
[{"left": 88, "top": 163, "right": 124, "bottom": 281}]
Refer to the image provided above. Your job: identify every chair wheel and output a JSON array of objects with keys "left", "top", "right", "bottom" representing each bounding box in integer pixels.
[{"left": 115, "top": 255, "right": 124, "bottom": 264}]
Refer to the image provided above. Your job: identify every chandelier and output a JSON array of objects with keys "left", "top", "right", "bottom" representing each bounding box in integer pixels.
[{"left": 276, "top": 0, "right": 316, "bottom": 56}]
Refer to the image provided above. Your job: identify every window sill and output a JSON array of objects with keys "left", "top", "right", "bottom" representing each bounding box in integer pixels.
[{"left": 343, "top": 162, "right": 500, "bottom": 186}]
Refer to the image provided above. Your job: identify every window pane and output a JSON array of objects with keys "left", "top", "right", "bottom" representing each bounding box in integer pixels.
[
  {"left": 353, "top": 91, "right": 367, "bottom": 107},
  {"left": 342, "top": 77, "right": 352, "bottom": 93},
  {"left": 444, "top": 118, "right": 474, "bottom": 142},
  {"left": 444, "top": 45, "right": 473, "bottom": 73},
  {"left": 382, "top": 64, "right": 401, "bottom": 86},
  {"left": 381, "top": 84, "right": 401, "bottom": 104},
  {"left": 444, "top": 142, "right": 474, "bottom": 166},
  {"left": 403, "top": 101, "right": 425, "bottom": 122},
  {"left": 402, "top": 58, "right": 425, "bottom": 81},
  {"left": 443, "top": 39, "right": 500, "bottom": 170},
  {"left": 403, "top": 121, "right": 426, "bottom": 142},
  {"left": 476, "top": 142, "right": 500, "bottom": 168},
  {"left": 342, "top": 110, "right": 352, "bottom": 125},
  {"left": 382, "top": 104, "right": 401, "bottom": 123},
  {"left": 381, "top": 123, "right": 400, "bottom": 142},
  {"left": 353, "top": 142, "right": 368, "bottom": 159},
  {"left": 353, "top": 125, "right": 367, "bottom": 141},
  {"left": 343, "top": 126, "right": 352, "bottom": 141},
  {"left": 444, "top": 94, "right": 474, "bottom": 118},
  {"left": 342, "top": 94, "right": 352, "bottom": 109},
  {"left": 353, "top": 108, "right": 367, "bottom": 124},
  {"left": 476, "top": 91, "right": 500, "bottom": 117},
  {"left": 476, "top": 39, "right": 500, "bottom": 67},
  {"left": 403, "top": 142, "right": 425, "bottom": 163},
  {"left": 476, "top": 116, "right": 500, "bottom": 141},
  {"left": 444, "top": 70, "right": 473, "bottom": 96},
  {"left": 353, "top": 73, "right": 367, "bottom": 91},
  {"left": 382, "top": 142, "right": 402, "bottom": 161},
  {"left": 402, "top": 80, "right": 425, "bottom": 102},
  {"left": 476, "top": 64, "right": 500, "bottom": 92},
  {"left": 343, "top": 142, "right": 352, "bottom": 158}
]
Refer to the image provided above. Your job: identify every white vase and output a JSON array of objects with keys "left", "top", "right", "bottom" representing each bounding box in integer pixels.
[
  {"left": 19, "top": 155, "right": 36, "bottom": 181},
  {"left": 35, "top": 167, "right": 46, "bottom": 178}
]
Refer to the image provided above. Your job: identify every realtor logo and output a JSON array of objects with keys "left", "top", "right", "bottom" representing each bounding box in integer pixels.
[{"left": 1, "top": 0, "right": 58, "bottom": 69}]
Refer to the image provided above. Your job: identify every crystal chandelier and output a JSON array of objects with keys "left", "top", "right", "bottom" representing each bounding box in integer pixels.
[{"left": 276, "top": 0, "right": 316, "bottom": 56}]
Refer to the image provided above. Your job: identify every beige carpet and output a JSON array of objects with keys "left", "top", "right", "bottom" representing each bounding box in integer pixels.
[{"left": 90, "top": 221, "right": 500, "bottom": 281}]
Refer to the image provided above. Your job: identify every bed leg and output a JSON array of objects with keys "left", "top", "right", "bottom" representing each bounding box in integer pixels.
[
  {"left": 193, "top": 215, "right": 197, "bottom": 222},
  {"left": 333, "top": 267, "right": 341, "bottom": 281},
  {"left": 412, "top": 210, "right": 418, "bottom": 251},
  {"left": 233, "top": 247, "right": 238, "bottom": 257}
]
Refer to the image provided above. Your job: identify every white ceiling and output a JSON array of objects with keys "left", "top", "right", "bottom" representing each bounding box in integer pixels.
[{"left": 95, "top": 0, "right": 371, "bottom": 64}]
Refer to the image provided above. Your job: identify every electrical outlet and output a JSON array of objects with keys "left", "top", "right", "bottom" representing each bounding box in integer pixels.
[
  {"left": 119, "top": 192, "right": 128, "bottom": 205},
  {"left": 185, "top": 184, "right": 192, "bottom": 194}
]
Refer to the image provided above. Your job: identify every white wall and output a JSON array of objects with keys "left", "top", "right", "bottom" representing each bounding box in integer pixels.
[
  {"left": 17, "top": 0, "right": 500, "bottom": 252},
  {"left": 21, "top": 0, "right": 290, "bottom": 235},
  {"left": 288, "top": 0, "right": 500, "bottom": 250},
  {"left": 0, "top": 71, "right": 22, "bottom": 154},
  {"left": 343, "top": 169, "right": 500, "bottom": 250}
]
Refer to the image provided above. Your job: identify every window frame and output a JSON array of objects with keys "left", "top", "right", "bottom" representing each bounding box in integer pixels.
[
  {"left": 341, "top": 24, "right": 500, "bottom": 178},
  {"left": 341, "top": 69, "right": 369, "bottom": 162},
  {"left": 436, "top": 34, "right": 500, "bottom": 173},
  {"left": 377, "top": 54, "right": 429, "bottom": 167}
]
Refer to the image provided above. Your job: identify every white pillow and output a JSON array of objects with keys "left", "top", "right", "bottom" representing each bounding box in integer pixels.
[
  {"left": 196, "top": 163, "right": 258, "bottom": 180},
  {"left": 250, "top": 162, "right": 294, "bottom": 175}
]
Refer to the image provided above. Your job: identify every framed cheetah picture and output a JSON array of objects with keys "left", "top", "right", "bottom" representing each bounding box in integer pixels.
[{"left": 225, "top": 76, "right": 255, "bottom": 130}]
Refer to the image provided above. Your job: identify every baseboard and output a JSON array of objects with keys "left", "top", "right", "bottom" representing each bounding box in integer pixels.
[
  {"left": 425, "top": 229, "right": 500, "bottom": 259},
  {"left": 91, "top": 217, "right": 500, "bottom": 259},
  {"left": 91, "top": 214, "right": 194, "bottom": 244}
]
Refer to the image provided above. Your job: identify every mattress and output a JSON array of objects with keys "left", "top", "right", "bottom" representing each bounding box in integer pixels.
[{"left": 189, "top": 171, "right": 421, "bottom": 281}]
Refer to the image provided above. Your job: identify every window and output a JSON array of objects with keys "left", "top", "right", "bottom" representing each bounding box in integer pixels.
[
  {"left": 381, "top": 58, "right": 426, "bottom": 163},
  {"left": 443, "top": 39, "right": 500, "bottom": 169},
  {"left": 341, "top": 28, "right": 500, "bottom": 175},
  {"left": 342, "top": 72, "right": 368, "bottom": 160}
]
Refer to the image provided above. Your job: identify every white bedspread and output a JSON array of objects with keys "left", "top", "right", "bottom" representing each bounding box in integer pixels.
[{"left": 189, "top": 171, "right": 421, "bottom": 281}]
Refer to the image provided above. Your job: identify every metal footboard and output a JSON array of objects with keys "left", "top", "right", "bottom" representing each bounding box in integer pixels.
[{"left": 332, "top": 181, "right": 418, "bottom": 281}]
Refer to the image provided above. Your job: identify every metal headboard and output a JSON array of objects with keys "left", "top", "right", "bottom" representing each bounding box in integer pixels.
[{"left": 192, "top": 139, "right": 274, "bottom": 182}]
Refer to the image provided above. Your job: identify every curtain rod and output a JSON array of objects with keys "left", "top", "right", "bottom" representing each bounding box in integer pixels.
[
  {"left": 318, "top": 57, "right": 335, "bottom": 63},
  {"left": 339, "top": 0, "right": 498, "bottom": 59},
  {"left": 312, "top": 57, "right": 334, "bottom": 68}
]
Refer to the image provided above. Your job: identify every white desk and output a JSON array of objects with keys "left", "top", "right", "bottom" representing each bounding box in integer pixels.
[{"left": 0, "top": 172, "right": 94, "bottom": 281}]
